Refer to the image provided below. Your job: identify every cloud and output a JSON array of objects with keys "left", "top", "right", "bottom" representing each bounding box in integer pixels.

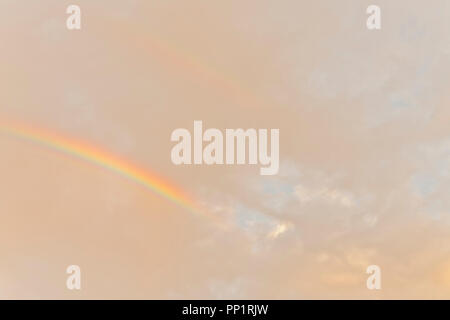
[
  {"left": 267, "top": 222, "right": 292, "bottom": 239},
  {"left": 295, "top": 185, "right": 356, "bottom": 208}
]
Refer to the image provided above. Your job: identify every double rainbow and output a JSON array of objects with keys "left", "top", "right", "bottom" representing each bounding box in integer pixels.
[{"left": 0, "top": 119, "right": 201, "bottom": 216}]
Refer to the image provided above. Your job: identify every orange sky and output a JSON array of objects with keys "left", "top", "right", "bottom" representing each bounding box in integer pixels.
[{"left": 0, "top": 0, "right": 449, "bottom": 299}]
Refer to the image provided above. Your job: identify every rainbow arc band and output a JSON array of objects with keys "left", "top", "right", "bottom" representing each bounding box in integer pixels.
[{"left": 0, "top": 120, "right": 201, "bottom": 216}]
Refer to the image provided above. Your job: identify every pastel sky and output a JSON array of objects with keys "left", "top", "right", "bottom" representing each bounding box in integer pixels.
[{"left": 0, "top": 0, "right": 449, "bottom": 299}]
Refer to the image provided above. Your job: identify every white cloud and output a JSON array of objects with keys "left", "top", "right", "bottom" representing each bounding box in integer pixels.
[
  {"left": 295, "top": 185, "right": 356, "bottom": 208},
  {"left": 267, "top": 222, "right": 292, "bottom": 239}
]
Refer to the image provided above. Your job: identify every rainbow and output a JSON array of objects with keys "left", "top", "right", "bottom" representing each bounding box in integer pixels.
[{"left": 0, "top": 119, "right": 202, "bottom": 216}]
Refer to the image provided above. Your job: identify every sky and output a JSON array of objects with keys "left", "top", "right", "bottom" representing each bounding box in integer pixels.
[{"left": 0, "top": 0, "right": 449, "bottom": 299}]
